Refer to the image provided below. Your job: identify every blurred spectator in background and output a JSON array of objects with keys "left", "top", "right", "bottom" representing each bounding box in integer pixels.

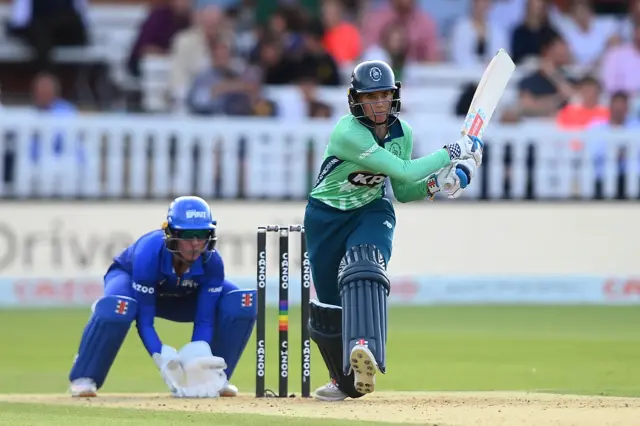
[
  {"left": 321, "top": 0, "right": 361, "bottom": 65},
  {"left": 296, "top": 20, "right": 341, "bottom": 86},
  {"left": 29, "top": 72, "right": 78, "bottom": 162},
  {"left": 419, "top": 0, "right": 472, "bottom": 41},
  {"left": 251, "top": 35, "right": 298, "bottom": 84},
  {"left": 511, "top": 0, "right": 556, "bottom": 64},
  {"left": 186, "top": 38, "right": 266, "bottom": 116},
  {"left": 7, "top": 0, "right": 89, "bottom": 72},
  {"left": 225, "top": 0, "right": 258, "bottom": 57},
  {"left": 127, "top": 0, "right": 192, "bottom": 78},
  {"left": 552, "top": 0, "right": 618, "bottom": 71},
  {"left": 361, "top": 22, "right": 409, "bottom": 80},
  {"left": 488, "top": 0, "right": 527, "bottom": 33},
  {"left": 619, "top": 0, "right": 640, "bottom": 42},
  {"left": 600, "top": 22, "right": 640, "bottom": 97},
  {"left": 556, "top": 75, "right": 609, "bottom": 130},
  {"left": 588, "top": 90, "right": 640, "bottom": 198},
  {"left": 517, "top": 28, "right": 576, "bottom": 118},
  {"left": 450, "top": 0, "right": 509, "bottom": 67},
  {"left": 260, "top": 5, "right": 306, "bottom": 56},
  {"left": 169, "top": 5, "right": 233, "bottom": 109},
  {"left": 298, "top": 77, "right": 333, "bottom": 118},
  {"left": 361, "top": 0, "right": 441, "bottom": 62}
]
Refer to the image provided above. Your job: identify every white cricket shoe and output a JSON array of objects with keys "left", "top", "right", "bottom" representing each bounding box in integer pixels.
[
  {"left": 69, "top": 378, "right": 97, "bottom": 397},
  {"left": 220, "top": 381, "right": 238, "bottom": 397},
  {"left": 314, "top": 379, "right": 348, "bottom": 401},
  {"left": 349, "top": 344, "right": 378, "bottom": 395}
]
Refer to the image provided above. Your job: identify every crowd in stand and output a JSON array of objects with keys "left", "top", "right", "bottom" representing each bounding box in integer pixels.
[{"left": 4, "top": 0, "right": 640, "bottom": 128}]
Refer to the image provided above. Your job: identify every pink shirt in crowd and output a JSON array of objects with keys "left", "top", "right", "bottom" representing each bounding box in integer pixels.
[
  {"left": 360, "top": 5, "right": 441, "bottom": 62},
  {"left": 601, "top": 44, "right": 640, "bottom": 95}
]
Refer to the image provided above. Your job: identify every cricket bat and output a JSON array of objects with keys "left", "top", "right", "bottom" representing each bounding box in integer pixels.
[
  {"left": 440, "top": 49, "right": 515, "bottom": 196},
  {"left": 461, "top": 48, "right": 516, "bottom": 139}
]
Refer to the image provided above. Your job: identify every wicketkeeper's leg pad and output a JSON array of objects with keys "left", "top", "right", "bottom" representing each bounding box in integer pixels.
[
  {"left": 210, "top": 287, "right": 257, "bottom": 380},
  {"left": 338, "top": 244, "right": 390, "bottom": 374},
  {"left": 69, "top": 295, "right": 137, "bottom": 389},
  {"left": 308, "top": 299, "right": 364, "bottom": 398}
]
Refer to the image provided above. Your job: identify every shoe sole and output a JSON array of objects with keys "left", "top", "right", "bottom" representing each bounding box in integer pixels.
[
  {"left": 71, "top": 389, "right": 97, "bottom": 398},
  {"left": 350, "top": 345, "right": 377, "bottom": 395}
]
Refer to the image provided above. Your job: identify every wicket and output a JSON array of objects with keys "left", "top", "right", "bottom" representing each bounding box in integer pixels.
[{"left": 255, "top": 225, "right": 311, "bottom": 398}]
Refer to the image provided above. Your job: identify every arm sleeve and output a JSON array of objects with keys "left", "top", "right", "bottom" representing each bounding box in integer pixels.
[
  {"left": 133, "top": 286, "right": 162, "bottom": 356},
  {"left": 331, "top": 120, "right": 451, "bottom": 183},
  {"left": 191, "top": 254, "right": 225, "bottom": 344},
  {"left": 389, "top": 126, "right": 434, "bottom": 202}
]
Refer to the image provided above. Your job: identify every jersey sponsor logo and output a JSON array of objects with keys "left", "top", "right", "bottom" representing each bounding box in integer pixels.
[
  {"left": 177, "top": 278, "right": 198, "bottom": 289},
  {"left": 185, "top": 210, "right": 207, "bottom": 219},
  {"left": 132, "top": 282, "right": 155, "bottom": 294},
  {"left": 313, "top": 156, "right": 342, "bottom": 188},
  {"left": 208, "top": 286, "right": 223, "bottom": 293},
  {"left": 348, "top": 171, "right": 387, "bottom": 187}
]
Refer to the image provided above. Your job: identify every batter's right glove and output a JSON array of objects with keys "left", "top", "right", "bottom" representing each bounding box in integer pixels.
[{"left": 427, "top": 158, "right": 476, "bottom": 199}]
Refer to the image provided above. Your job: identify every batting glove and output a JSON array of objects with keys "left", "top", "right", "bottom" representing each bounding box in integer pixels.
[
  {"left": 444, "top": 135, "right": 484, "bottom": 167},
  {"left": 427, "top": 158, "right": 476, "bottom": 199}
]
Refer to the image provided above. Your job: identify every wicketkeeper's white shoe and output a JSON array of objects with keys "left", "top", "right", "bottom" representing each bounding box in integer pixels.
[
  {"left": 69, "top": 378, "right": 97, "bottom": 397},
  {"left": 349, "top": 344, "right": 378, "bottom": 395},
  {"left": 314, "top": 379, "right": 348, "bottom": 401},
  {"left": 220, "top": 381, "right": 238, "bottom": 397}
]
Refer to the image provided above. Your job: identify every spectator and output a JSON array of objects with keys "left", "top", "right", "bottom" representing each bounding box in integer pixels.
[
  {"left": 298, "top": 77, "right": 334, "bottom": 118},
  {"left": 619, "top": 0, "right": 640, "bottom": 43},
  {"left": 556, "top": 75, "right": 609, "bottom": 130},
  {"left": 361, "top": 0, "right": 441, "bottom": 62},
  {"left": 321, "top": 0, "right": 362, "bottom": 65},
  {"left": 588, "top": 91, "right": 640, "bottom": 198},
  {"left": 169, "top": 5, "right": 229, "bottom": 109},
  {"left": 128, "top": 0, "right": 192, "bottom": 78},
  {"left": 552, "top": 0, "right": 617, "bottom": 70},
  {"left": 360, "top": 22, "right": 410, "bottom": 81},
  {"left": 251, "top": 36, "right": 298, "bottom": 85},
  {"left": 600, "top": 22, "right": 640, "bottom": 96},
  {"left": 295, "top": 20, "right": 341, "bottom": 86},
  {"left": 7, "top": 0, "right": 89, "bottom": 72},
  {"left": 225, "top": 0, "right": 259, "bottom": 58},
  {"left": 488, "top": 0, "right": 528, "bottom": 34},
  {"left": 556, "top": 75, "right": 609, "bottom": 153},
  {"left": 260, "top": 5, "right": 306, "bottom": 56},
  {"left": 510, "top": 0, "right": 556, "bottom": 65},
  {"left": 186, "top": 39, "right": 263, "bottom": 116},
  {"left": 516, "top": 28, "right": 576, "bottom": 118},
  {"left": 450, "top": 0, "right": 510, "bottom": 67},
  {"left": 418, "top": 0, "right": 472, "bottom": 40},
  {"left": 29, "top": 72, "right": 78, "bottom": 162}
]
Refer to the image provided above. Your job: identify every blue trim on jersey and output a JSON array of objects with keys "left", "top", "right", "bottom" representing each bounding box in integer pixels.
[{"left": 313, "top": 155, "right": 344, "bottom": 189}]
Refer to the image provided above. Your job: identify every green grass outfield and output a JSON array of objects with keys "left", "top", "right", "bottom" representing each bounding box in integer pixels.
[{"left": 0, "top": 305, "right": 639, "bottom": 425}]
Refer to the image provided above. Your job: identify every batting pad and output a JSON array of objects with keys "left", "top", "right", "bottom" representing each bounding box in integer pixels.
[
  {"left": 210, "top": 289, "right": 257, "bottom": 380},
  {"left": 338, "top": 244, "right": 390, "bottom": 374},
  {"left": 69, "top": 295, "right": 137, "bottom": 388},
  {"left": 308, "top": 300, "right": 364, "bottom": 398}
]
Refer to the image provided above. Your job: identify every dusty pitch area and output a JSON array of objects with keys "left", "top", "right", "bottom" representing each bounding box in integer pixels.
[{"left": 1, "top": 391, "right": 639, "bottom": 425}]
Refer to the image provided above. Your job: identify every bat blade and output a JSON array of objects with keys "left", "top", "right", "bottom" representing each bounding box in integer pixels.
[{"left": 461, "top": 49, "right": 516, "bottom": 139}]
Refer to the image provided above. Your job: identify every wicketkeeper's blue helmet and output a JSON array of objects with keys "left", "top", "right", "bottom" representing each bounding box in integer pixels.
[{"left": 162, "top": 196, "right": 217, "bottom": 259}]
